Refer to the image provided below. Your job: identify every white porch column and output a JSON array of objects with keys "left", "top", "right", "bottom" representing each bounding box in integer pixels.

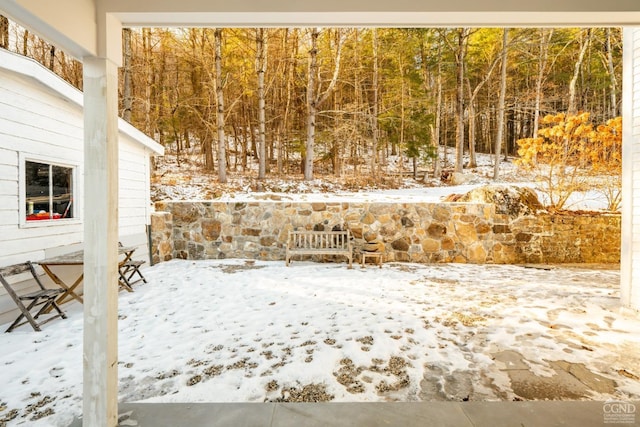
[
  {"left": 82, "top": 12, "right": 122, "bottom": 426},
  {"left": 82, "top": 55, "right": 119, "bottom": 426},
  {"left": 82, "top": 57, "right": 118, "bottom": 426},
  {"left": 622, "top": 27, "right": 640, "bottom": 313}
]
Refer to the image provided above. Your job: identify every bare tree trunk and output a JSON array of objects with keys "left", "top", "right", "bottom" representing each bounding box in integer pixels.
[
  {"left": 493, "top": 28, "right": 509, "bottom": 180},
  {"left": 454, "top": 28, "right": 470, "bottom": 173},
  {"left": 22, "top": 29, "right": 28, "bottom": 56},
  {"left": 277, "top": 29, "right": 289, "bottom": 175},
  {"left": 256, "top": 28, "right": 267, "bottom": 179},
  {"left": 214, "top": 28, "right": 227, "bottom": 183},
  {"left": 433, "top": 58, "right": 442, "bottom": 178},
  {"left": 304, "top": 28, "right": 346, "bottom": 181},
  {"left": 399, "top": 73, "right": 405, "bottom": 169},
  {"left": 142, "top": 28, "right": 153, "bottom": 137},
  {"left": 49, "top": 45, "right": 55, "bottom": 71},
  {"left": 466, "top": 91, "right": 476, "bottom": 168},
  {"left": 371, "top": 28, "right": 379, "bottom": 178},
  {"left": 332, "top": 94, "right": 341, "bottom": 177},
  {"left": 465, "top": 42, "right": 502, "bottom": 169},
  {"left": 122, "top": 28, "right": 133, "bottom": 122},
  {"left": 282, "top": 28, "right": 298, "bottom": 175},
  {"left": 157, "top": 33, "right": 168, "bottom": 153},
  {"left": 567, "top": 29, "right": 591, "bottom": 116},
  {"left": 533, "top": 29, "right": 553, "bottom": 138},
  {"left": 304, "top": 29, "right": 319, "bottom": 181},
  {"left": 605, "top": 28, "right": 618, "bottom": 117},
  {"left": 0, "top": 15, "right": 9, "bottom": 49}
]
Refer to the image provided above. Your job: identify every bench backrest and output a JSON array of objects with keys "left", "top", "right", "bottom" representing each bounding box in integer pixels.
[{"left": 288, "top": 230, "right": 350, "bottom": 250}]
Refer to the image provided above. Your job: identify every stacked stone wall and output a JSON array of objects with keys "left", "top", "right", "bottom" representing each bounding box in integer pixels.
[{"left": 151, "top": 201, "right": 620, "bottom": 265}]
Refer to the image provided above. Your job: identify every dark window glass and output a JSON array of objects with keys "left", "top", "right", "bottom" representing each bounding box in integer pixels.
[
  {"left": 52, "top": 165, "right": 73, "bottom": 218},
  {"left": 25, "top": 161, "right": 73, "bottom": 221}
]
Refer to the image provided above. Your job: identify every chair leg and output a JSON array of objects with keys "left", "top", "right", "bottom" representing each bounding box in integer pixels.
[
  {"left": 127, "top": 266, "right": 146, "bottom": 284},
  {"left": 118, "top": 263, "right": 146, "bottom": 291},
  {"left": 133, "top": 267, "right": 146, "bottom": 284},
  {"left": 6, "top": 299, "right": 42, "bottom": 333},
  {"left": 118, "top": 271, "right": 134, "bottom": 292},
  {"left": 33, "top": 298, "right": 67, "bottom": 321},
  {"left": 49, "top": 300, "right": 67, "bottom": 319}
]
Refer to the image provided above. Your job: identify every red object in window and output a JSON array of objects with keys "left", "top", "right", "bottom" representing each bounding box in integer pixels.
[{"left": 26, "top": 212, "right": 62, "bottom": 221}]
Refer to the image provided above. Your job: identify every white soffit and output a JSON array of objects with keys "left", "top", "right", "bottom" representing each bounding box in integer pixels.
[
  {"left": 100, "top": 0, "right": 640, "bottom": 27},
  {"left": 111, "top": 12, "right": 640, "bottom": 28}
]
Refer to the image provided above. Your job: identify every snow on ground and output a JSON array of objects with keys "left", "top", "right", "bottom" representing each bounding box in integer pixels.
[{"left": 1, "top": 260, "right": 639, "bottom": 426}]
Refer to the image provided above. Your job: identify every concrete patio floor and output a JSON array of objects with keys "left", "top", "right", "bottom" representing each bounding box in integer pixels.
[{"left": 69, "top": 401, "right": 639, "bottom": 426}]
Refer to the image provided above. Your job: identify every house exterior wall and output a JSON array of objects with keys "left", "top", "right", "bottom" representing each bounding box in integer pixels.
[
  {"left": 0, "top": 52, "right": 159, "bottom": 325},
  {"left": 635, "top": 28, "right": 640, "bottom": 311},
  {"left": 0, "top": 70, "right": 86, "bottom": 265}
]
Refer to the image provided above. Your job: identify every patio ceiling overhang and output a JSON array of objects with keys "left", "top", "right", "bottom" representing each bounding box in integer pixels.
[{"left": 2, "top": 0, "right": 640, "bottom": 62}]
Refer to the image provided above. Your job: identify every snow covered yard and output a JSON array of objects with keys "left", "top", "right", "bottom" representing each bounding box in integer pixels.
[{"left": 1, "top": 259, "right": 639, "bottom": 426}]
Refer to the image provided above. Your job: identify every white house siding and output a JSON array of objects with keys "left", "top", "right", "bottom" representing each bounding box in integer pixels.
[
  {"left": 635, "top": 28, "right": 640, "bottom": 312},
  {"left": 622, "top": 27, "right": 640, "bottom": 312},
  {"left": 0, "top": 70, "right": 85, "bottom": 266},
  {"left": 622, "top": 28, "right": 639, "bottom": 312},
  {"left": 0, "top": 51, "right": 162, "bottom": 325},
  {"left": 118, "top": 133, "right": 154, "bottom": 258}
]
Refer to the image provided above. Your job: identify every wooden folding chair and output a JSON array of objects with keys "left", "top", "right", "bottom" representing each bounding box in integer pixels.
[
  {"left": 118, "top": 260, "right": 147, "bottom": 291},
  {"left": 117, "top": 242, "right": 147, "bottom": 292},
  {"left": 0, "top": 262, "right": 67, "bottom": 332}
]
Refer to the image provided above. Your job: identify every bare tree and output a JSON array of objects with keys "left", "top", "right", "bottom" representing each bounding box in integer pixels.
[
  {"left": 48, "top": 45, "right": 55, "bottom": 71},
  {"left": 442, "top": 28, "right": 471, "bottom": 173},
  {"left": 465, "top": 43, "right": 502, "bottom": 168},
  {"left": 22, "top": 28, "right": 28, "bottom": 56},
  {"left": 122, "top": 28, "right": 133, "bottom": 122},
  {"left": 214, "top": 28, "right": 227, "bottom": 183},
  {"left": 493, "top": 28, "right": 509, "bottom": 180},
  {"left": 433, "top": 48, "right": 443, "bottom": 178},
  {"left": 533, "top": 29, "right": 554, "bottom": 138},
  {"left": 256, "top": 28, "right": 268, "bottom": 179},
  {"left": 371, "top": 28, "right": 380, "bottom": 177},
  {"left": 304, "top": 28, "right": 347, "bottom": 181},
  {"left": 0, "top": 15, "right": 9, "bottom": 49},
  {"left": 604, "top": 28, "right": 618, "bottom": 118},
  {"left": 567, "top": 29, "right": 591, "bottom": 115},
  {"left": 142, "top": 28, "right": 153, "bottom": 137}
]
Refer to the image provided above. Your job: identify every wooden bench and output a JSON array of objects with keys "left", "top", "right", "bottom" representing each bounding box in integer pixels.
[{"left": 286, "top": 230, "right": 353, "bottom": 268}]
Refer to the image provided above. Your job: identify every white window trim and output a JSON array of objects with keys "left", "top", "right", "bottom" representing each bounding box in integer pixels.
[{"left": 19, "top": 152, "right": 81, "bottom": 228}]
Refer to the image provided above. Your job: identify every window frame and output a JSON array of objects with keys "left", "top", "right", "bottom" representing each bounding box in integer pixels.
[{"left": 19, "top": 153, "right": 81, "bottom": 228}]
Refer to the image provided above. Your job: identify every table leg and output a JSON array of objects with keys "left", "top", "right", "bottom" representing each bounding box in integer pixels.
[{"left": 40, "top": 265, "right": 84, "bottom": 306}]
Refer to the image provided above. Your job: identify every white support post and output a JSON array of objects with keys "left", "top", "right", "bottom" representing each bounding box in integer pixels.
[
  {"left": 82, "top": 56, "right": 120, "bottom": 426},
  {"left": 621, "top": 27, "right": 640, "bottom": 313}
]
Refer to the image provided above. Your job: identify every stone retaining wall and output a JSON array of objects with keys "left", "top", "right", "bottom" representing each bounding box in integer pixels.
[{"left": 151, "top": 201, "right": 620, "bottom": 265}]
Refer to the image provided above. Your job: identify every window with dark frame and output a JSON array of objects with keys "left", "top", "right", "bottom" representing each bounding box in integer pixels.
[{"left": 25, "top": 160, "right": 74, "bottom": 221}]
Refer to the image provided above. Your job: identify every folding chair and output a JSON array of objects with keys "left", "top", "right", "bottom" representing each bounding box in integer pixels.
[
  {"left": 118, "top": 260, "right": 147, "bottom": 291},
  {"left": 118, "top": 242, "right": 147, "bottom": 292},
  {"left": 0, "top": 262, "right": 67, "bottom": 332}
]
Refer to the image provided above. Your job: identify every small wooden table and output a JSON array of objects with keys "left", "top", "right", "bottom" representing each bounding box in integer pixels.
[
  {"left": 36, "top": 246, "right": 137, "bottom": 306},
  {"left": 361, "top": 251, "right": 383, "bottom": 268}
]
